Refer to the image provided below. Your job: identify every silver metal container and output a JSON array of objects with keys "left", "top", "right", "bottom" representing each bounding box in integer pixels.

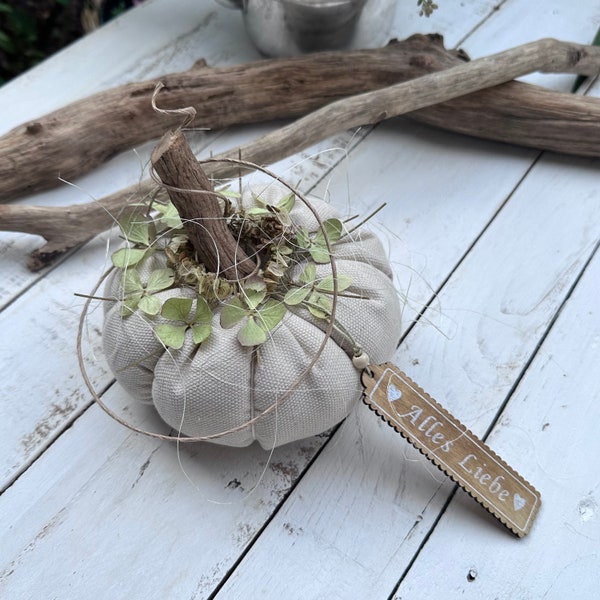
[{"left": 218, "top": 0, "right": 398, "bottom": 57}]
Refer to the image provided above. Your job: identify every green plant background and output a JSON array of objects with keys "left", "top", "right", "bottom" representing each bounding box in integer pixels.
[{"left": 0, "top": 0, "right": 134, "bottom": 85}]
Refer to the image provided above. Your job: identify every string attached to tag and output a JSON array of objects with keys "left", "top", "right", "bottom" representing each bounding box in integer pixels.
[{"left": 357, "top": 359, "right": 541, "bottom": 537}]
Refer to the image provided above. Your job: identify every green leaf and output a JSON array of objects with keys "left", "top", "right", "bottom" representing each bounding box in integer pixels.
[
  {"left": 246, "top": 206, "right": 271, "bottom": 217},
  {"left": 257, "top": 300, "right": 286, "bottom": 331},
  {"left": 296, "top": 227, "right": 311, "bottom": 249},
  {"left": 111, "top": 247, "right": 147, "bottom": 268},
  {"left": 299, "top": 262, "right": 316, "bottom": 284},
  {"left": 191, "top": 322, "right": 212, "bottom": 344},
  {"left": 277, "top": 192, "right": 295, "bottom": 213},
  {"left": 244, "top": 277, "right": 267, "bottom": 293},
  {"left": 244, "top": 288, "right": 266, "bottom": 310},
  {"left": 237, "top": 316, "right": 267, "bottom": 347},
  {"left": 284, "top": 286, "right": 311, "bottom": 306},
  {"left": 307, "top": 292, "right": 332, "bottom": 319},
  {"left": 218, "top": 188, "right": 241, "bottom": 200},
  {"left": 122, "top": 268, "right": 143, "bottom": 294},
  {"left": 325, "top": 218, "right": 344, "bottom": 241},
  {"left": 315, "top": 274, "right": 352, "bottom": 293},
  {"left": 252, "top": 192, "right": 268, "bottom": 207},
  {"left": 118, "top": 215, "right": 152, "bottom": 246},
  {"left": 307, "top": 304, "right": 328, "bottom": 319},
  {"left": 220, "top": 297, "right": 248, "bottom": 329},
  {"left": 157, "top": 296, "right": 212, "bottom": 347},
  {"left": 120, "top": 292, "right": 142, "bottom": 316},
  {"left": 314, "top": 218, "right": 344, "bottom": 247},
  {"left": 316, "top": 292, "right": 333, "bottom": 312},
  {"left": 309, "top": 245, "right": 331, "bottom": 264},
  {"left": 138, "top": 294, "right": 161, "bottom": 316},
  {"left": 242, "top": 278, "right": 267, "bottom": 309},
  {"left": 146, "top": 268, "right": 175, "bottom": 293},
  {"left": 161, "top": 297, "right": 193, "bottom": 322},
  {"left": 193, "top": 296, "right": 213, "bottom": 323},
  {"left": 154, "top": 202, "right": 183, "bottom": 229},
  {"left": 156, "top": 323, "right": 187, "bottom": 349}
]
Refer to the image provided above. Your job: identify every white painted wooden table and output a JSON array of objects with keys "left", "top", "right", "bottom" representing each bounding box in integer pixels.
[{"left": 1, "top": 1, "right": 599, "bottom": 598}]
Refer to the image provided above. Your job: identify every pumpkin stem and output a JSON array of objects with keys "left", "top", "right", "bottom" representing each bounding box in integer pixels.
[{"left": 151, "top": 129, "right": 256, "bottom": 281}]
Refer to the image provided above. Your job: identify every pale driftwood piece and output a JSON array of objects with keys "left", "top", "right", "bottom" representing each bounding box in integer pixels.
[
  {"left": 151, "top": 130, "right": 256, "bottom": 280},
  {"left": 2, "top": 38, "right": 600, "bottom": 271},
  {"left": 228, "top": 38, "right": 600, "bottom": 170},
  {"left": 0, "top": 35, "right": 466, "bottom": 201},
  {"left": 0, "top": 181, "right": 156, "bottom": 270},
  {"left": 3, "top": 35, "right": 600, "bottom": 204},
  {"left": 413, "top": 77, "right": 600, "bottom": 156}
]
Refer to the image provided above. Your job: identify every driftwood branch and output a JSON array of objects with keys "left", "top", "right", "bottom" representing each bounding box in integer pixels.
[
  {"left": 151, "top": 129, "right": 256, "bottom": 280},
  {"left": 2, "top": 34, "right": 600, "bottom": 203},
  {"left": 0, "top": 35, "right": 466, "bottom": 201},
  {"left": 1, "top": 37, "right": 600, "bottom": 270}
]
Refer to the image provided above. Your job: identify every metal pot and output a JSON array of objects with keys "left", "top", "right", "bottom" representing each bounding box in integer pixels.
[{"left": 218, "top": 0, "right": 397, "bottom": 57}]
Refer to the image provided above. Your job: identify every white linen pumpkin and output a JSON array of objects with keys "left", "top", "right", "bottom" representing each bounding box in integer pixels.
[{"left": 102, "top": 184, "right": 401, "bottom": 448}]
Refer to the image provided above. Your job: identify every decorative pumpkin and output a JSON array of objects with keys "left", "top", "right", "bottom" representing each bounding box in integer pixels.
[{"left": 101, "top": 131, "right": 401, "bottom": 448}]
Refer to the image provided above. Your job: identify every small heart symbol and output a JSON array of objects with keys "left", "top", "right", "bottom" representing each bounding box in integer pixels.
[
  {"left": 387, "top": 383, "right": 402, "bottom": 402},
  {"left": 513, "top": 494, "right": 526, "bottom": 511}
]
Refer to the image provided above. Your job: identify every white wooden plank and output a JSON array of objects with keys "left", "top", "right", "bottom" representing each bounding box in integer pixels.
[
  {"left": 460, "top": 0, "right": 600, "bottom": 91},
  {"left": 212, "top": 154, "right": 600, "bottom": 598},
  {"left": 0, "top": 238, "right": 114, "bottom": 490},
  {"left": 0, "top": 388, "right": 331, "bottom": 599},
  {"left": 310, "top": 119, "right": 537, "bottom": 330},
  {"left": 394, "top": 246, "right": 600, "bottom": 599}
]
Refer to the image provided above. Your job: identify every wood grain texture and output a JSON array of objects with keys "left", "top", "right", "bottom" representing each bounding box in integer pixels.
[
  {"left": 0, "top": 36, "right": 465, "bottom": 201},
  {"left": 0, "top": 243, "right": 114, "bottom": 490},
  {"left": 213, "top": 151, "right": 600, "bottom": 599},
  {"left": 395, "top": 247, "right": 600, "bottom": 599},
  {"left": 3, "top": 26, "right": 600, "bottom": 204},
  {"left": 4, "top": 37, "right": 600, "bottom": 270},
  {"left": 0, "top": 391, "right": 333, "bottom": 598}
]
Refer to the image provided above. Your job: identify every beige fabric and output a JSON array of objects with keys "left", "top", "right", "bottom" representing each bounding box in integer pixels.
[{"left": 103, "top": 185, "right": 402, "bottom": 448}]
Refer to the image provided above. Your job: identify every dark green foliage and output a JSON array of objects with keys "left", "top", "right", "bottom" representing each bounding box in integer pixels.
[
  {"left": 0, "top": 1, "right": 83, "bottom": 85},
  {"left": 0, "top": 0, "right": 137, "bottom": 85}
]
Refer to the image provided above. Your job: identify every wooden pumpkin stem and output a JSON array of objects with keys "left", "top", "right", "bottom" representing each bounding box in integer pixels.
[{"left": 151, "top": 130, "right": 256, "bottom": 281}]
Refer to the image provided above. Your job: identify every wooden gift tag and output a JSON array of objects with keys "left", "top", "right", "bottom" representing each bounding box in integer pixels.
[{"left": 362, "top": 363, "right": 541, "bottom": 537}]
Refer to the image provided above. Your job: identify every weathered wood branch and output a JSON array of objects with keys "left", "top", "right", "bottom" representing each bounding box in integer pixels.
[
  {"left": 0, "top": 35, "right": 466, "bottom": 201},
  {"left": 3, "top": 34, "right": 600, "bottom": 203},
  {"left": 151, "top": 130, "right": 256, "bottom": 280},
  {"left": 1, "top": 37, "right": 600, "bottom": 271}
]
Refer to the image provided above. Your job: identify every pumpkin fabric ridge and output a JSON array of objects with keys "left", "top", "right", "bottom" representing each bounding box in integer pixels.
[{"left": 102, "top": 183, "right": 402, "bottom": 448}]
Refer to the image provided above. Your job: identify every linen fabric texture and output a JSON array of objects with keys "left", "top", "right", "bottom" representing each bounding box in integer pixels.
[{"left": 103, "top": 185, "right": 401, "bottom": 448}]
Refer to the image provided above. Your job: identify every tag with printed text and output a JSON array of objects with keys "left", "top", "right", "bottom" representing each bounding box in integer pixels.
[{"left": 362, "top": 363, "right": 541, "bottom": 537}]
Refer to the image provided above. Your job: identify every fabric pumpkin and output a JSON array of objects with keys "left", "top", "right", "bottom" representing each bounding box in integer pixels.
[{"left": 102, "top": 184, "right": 401, "bottom": 448}]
